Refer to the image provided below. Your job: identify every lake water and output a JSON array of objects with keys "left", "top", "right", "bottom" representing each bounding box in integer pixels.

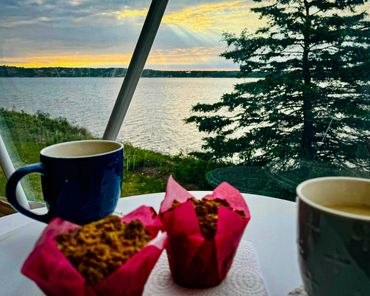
[{"left": 0, "top": 77, "right": 247, "bottom": 154}]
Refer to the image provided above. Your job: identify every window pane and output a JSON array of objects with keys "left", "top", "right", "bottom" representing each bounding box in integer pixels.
[{"left": 1, "top": 1, "right": 368, "bottom": 203}]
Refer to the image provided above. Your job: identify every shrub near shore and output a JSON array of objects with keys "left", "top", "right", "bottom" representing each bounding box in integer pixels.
[{"left": 0, "top": 108, "right": 215, "bottom": 201}]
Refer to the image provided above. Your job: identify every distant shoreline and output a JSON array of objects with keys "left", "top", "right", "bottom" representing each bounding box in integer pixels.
[{"left": 0, "top": 66, "right": 263, "bottom": 78}]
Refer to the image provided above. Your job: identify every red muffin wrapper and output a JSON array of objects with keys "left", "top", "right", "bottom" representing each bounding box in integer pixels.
[
  {"left": 22, "top": 206, "right": 167, "bottom": 296},
  {"left": 160, "top": 176, "right": 251, "bottom": 288}
]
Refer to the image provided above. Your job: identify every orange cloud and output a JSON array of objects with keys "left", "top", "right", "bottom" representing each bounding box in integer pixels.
[
  {"left": 112, "top": 1, "right": 370, "bottom": 33},
  {"left": 114, "top": 1, "right": 264, "bottom": 34},
  {"left": 162, "top": 0, "right": 263, "bottom": 33},
  {"left": 115, "top": 8, "right": 148, "bottom": 20},
  {"left": 0, "top": 47, "right": 224, "bottom": 68}
]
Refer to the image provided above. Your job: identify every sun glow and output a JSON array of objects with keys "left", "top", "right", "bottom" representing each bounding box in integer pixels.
[
  {"left": 1, "top": 0, "right": 262, "bottom": 68},
  {"left": 0, "top": 47, "right": 224, "bottom": 68}
]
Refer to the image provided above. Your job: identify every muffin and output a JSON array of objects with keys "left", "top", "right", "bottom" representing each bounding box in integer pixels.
[
  {"left": 160, "top": 176, "right": 250, "bottom": 288},
  {"left": 22, "top": 206, "right": 167, "bottom": 296}
]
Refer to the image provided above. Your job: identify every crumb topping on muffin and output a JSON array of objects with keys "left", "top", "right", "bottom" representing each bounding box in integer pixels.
[{"left": 55, "top": 215, "right": 152, "bottom": 284}]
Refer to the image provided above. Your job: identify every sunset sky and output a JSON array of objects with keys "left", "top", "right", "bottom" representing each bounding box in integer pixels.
[{"left": 0, "top": 0, "right": 263, "bottom": 70}]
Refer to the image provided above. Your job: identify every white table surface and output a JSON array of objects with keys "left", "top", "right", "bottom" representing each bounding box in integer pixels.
[{"left": 0, "top": 192, "right": 303, "bottom": 296}]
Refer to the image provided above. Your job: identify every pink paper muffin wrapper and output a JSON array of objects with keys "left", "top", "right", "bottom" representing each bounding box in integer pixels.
[
  {"left": 160, "top": 176, "right": 251, "bottom": 288},
  {"left": 22, "top": 205, "right": 167, "bottom": 296}
]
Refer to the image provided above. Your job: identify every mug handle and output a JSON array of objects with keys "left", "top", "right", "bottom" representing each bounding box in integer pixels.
[{"left": 6, "top": 163, "right": 52, "bottom": 223}]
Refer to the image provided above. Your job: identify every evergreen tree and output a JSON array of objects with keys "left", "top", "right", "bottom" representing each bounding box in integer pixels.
[{"left": 187, "top": 0, "right": 369, "bottom": 172}]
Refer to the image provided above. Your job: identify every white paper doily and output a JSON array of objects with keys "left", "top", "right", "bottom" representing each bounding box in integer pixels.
[{"left": 143, "top": 240, "right": 269, "bottom": 296}]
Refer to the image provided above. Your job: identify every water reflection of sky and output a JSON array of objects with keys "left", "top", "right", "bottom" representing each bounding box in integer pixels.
[{"left": 0, "top": 77, "right": 244, "bottom": 155}]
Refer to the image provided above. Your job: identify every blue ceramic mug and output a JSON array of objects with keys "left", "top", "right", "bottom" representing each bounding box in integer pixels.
[{"left": 6, "top": 140, "right": 123, "bottom": 225}]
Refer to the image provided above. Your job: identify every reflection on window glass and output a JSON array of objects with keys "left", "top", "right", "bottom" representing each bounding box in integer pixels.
[{"left": 0, "top": 0, "right": 369, "bottom": 203}]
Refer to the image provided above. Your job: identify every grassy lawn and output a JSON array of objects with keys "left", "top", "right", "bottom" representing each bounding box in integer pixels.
[{"left": 0, "top": 108, "right": 216, "bottom": 201}]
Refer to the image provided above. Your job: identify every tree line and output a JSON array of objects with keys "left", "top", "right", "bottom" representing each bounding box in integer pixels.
[{"left": 0, "top": 66, "right": 258, "bottom": 78}]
